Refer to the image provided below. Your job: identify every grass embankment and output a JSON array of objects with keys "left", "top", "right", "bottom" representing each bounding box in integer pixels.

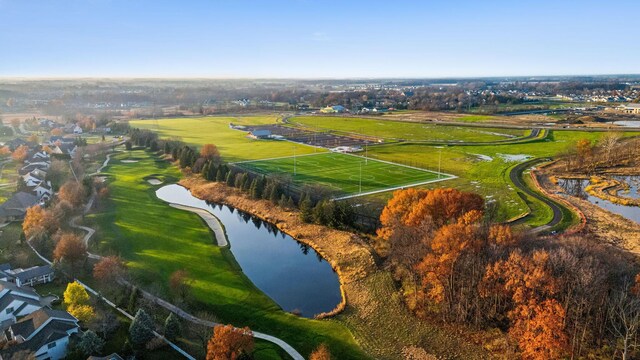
[
  {"left": 180, "top": 176, "right": 489, "bottom": 360},
  {"left": 87, "top": 150, "right": 366, "bottom": 360},
  {"left": 289, "top": 115, "right": 524, "bottom": 142},
  {"left": 130, "top": 116, "right": 323, "bottom": 162}
]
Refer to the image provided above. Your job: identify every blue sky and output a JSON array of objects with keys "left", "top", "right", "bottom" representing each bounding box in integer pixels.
[{"left": 0, "top": 0, "right": 637, "bottom": 78}]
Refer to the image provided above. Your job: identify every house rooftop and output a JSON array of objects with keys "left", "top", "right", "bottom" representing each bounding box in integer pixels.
[{"left": 10, "top": 265, "right": 54, "bottom": 282}]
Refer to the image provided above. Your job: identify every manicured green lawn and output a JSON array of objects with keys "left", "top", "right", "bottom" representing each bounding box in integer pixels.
[
  {"left": 130, "top": 116, "right": 323, "bottom": 162},
  {"left": 88, "top": 149, "right": 367, "bottom": 360},
  {"left": 289, "top": 116, "right": 525, "bottom": 142},
  {"left": 367, "top": 130, "right": 640, "bottom": 224},
  {"left": 237, "top": 152, "right": 448, "bottom": 197}
]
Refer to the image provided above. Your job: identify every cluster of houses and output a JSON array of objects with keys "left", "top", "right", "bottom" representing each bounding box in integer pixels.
[
  {"left": 0, "top": 136, "right": 79, "bottom": 224},
  {"left": 38, "top": 119, "right": 83, "bottom": 135},
  {"left": 0, "top": 264, "right": 81, "bottom": 360}
]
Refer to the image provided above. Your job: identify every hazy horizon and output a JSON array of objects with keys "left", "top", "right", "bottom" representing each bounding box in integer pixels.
[{"left": 1, "top": 0, "right": 638, "bottom": 78}]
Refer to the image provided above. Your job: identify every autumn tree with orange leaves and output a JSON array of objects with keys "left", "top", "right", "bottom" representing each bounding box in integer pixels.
[
  {"left": 53, "top": 232, "right": 87, "bottom": 275},
  {"left": 58, "top": 180, "right": 87, "bottom": 207},
  {"left": 23, "top": 206, "right": 59, "bottom": 239},
  {"left": 482, "top": 250, "right": 568, "bottom": 359},
  {"left": 200, "top": 144, "right": 220, "bottom": 161},
  {"left": 11, "top": 145, "right": 29, "bottom": 162},
  {"left": 93, "top": 256, "right": 126, "bottom": 283},
  {"left": 378, "top": 188, "right": 484, "bottom": 269},
  {"left": 206, "top": 324, "right": 254, "bottom": 360}
]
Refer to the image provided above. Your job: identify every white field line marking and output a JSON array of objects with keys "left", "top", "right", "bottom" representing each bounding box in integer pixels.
[
  {"left": 334, "top": 175, "right": 457, "bottom": 200},
  {"left": 340, "top": 151, "right": 456, "bottom": 179},
  {"left": 231, "top": 151, "right": 325, "bottom": 165}
]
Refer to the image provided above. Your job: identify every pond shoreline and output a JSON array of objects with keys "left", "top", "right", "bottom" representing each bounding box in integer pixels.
[{"left": 178, "top": 177, "right": 359, "bottom": 319}]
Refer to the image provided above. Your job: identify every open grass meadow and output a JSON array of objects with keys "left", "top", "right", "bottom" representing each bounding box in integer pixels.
[
  {"left": 130, "top": 116, "right": 323, "bottom": 162},
  {"left": 366, "top": 130, "right": 640, "bottom": 225},
  {"left": 87, "top": 149, "right": 368, "bottom": 360},
  {"left": 237, "top": 152, "right": 448, "bottom": 197},
  {"left": 288, "top": 115, "right": 526, "bottom": 142}
]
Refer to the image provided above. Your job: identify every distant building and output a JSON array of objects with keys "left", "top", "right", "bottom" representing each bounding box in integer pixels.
[
  {"left": 320, "top": 105, "right": 347, "bottom": 114},
  {"left": 619, "top": 103, "right": 640, "bottom": 114},
  {"left": 87, "top": 354, "right": 125, "bottom": 360},
  {"left": 248, "top": 129, "right": 272, "bottom": 139}
]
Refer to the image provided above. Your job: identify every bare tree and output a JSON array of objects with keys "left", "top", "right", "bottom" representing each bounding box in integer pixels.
[{"left": 608, "top": 284, "right": 640, "bottom": 360}]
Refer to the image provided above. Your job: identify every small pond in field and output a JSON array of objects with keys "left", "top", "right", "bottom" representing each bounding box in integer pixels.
[
  {"left": 558, "top": 178, "right": 640, "bottom": 224},
  {"left": 155, "top": 184, "right": 342, "bottom": 318}
]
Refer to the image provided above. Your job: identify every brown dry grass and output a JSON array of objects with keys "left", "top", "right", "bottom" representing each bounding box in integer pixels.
[{"left": 179, "top": 176, "right": 491, "bottom": 360}]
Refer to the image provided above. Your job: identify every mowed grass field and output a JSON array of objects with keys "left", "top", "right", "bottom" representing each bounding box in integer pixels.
[
  {"left": 367, "top": 130, "right": 640, "bottom": 225},
  {"left": 289, "top": 116, "right": 526, "bottom": 142},
  {"left": 87, "top": 149, "right": 367, "bottom": 360},
  {"left": 131, "top": 116, "right": 323, "bottom": 162},
  {"left": 238, "top": 152, "right": 448, "bottom": 196}
]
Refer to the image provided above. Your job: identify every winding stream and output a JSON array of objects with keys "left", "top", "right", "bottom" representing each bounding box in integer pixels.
[
  {"left": 558, "top": 178, "right": 640, "bottom": 224},
  {"left": 155, "top": 184, "right": 342, "bottom": 318}
]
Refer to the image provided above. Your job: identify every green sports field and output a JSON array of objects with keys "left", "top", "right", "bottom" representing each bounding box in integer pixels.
[{"left": 236, "top": 152, "right": 450, "bottom": 197}]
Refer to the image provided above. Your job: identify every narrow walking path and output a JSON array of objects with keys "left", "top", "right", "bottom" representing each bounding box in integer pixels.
[
  {"left": 169, "top": 204, "right": 228, "bottom": 246},
  {"left": 25, "top": 238, "right": 195, "bottom": 360},
  {"left": 62, "top": 149, "right": 304, "bottom": 360}
]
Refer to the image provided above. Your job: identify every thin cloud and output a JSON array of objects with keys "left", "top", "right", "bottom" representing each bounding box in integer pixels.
[{"left": 311, "top": 32, "right": 331, "bottom": 42}]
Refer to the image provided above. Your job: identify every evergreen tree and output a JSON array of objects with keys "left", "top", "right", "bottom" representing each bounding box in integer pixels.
[
  {"left": 127, "top": 287, "right": 139, "bottom": 314},
  {"left": 164, "top": 142, "right": 171, "bottom": 154},
  {"left": 299, "top": 194, "right": 314, "bottom": 223},
  {"left": 215, "top": 165, "right": 226, "bottom": 182},
  {"left": 225, "top": 170, "right": 235, "bottom": 186},
  {"left": 208, "top": 163, "right": 218, "bottom": 181},
  {"left": 234, "top": 173, "right": 246, "bottom": 188},
  {"left": 269, "top": 182, "right": 281, "bottom": 203},
  {"left": 164, "top": 313, "right": 182, "bottom": 341},
  {"left": 78, "top": 330, "right": 105, "bottom": 355},
  {"left": 171, "top": 147, "right": 179, "bottom": 161},
  {"left": 249, "top": 178, "right": 259, "bottom": 198},
  {"left": 129, "top": 309, "right": 155, "bottom": 346},
  {"left": 201, "top": 161, "right": 210, "bottom": 179},
  {"left": 241, "top": 173, "right": 250, "bottom": 191},
  {"left": 278, "top": 194, "right": 288, "bottom": 208}
]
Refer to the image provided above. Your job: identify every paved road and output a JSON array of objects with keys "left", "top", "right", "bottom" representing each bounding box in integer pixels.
[{"left": 509, "top": 158, "right": 563, "bottom": 232}]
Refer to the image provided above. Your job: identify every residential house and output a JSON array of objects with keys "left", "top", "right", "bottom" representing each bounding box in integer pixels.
[
  {"left": 0, "top": 192, "right": 38, "bottom": 222},
  {"left": 50, "top": 143, "right": 77, "bottom": 157},
  {"left": 28, "top": 151, "right": 50, "bottom": 163},
  {"left": 0, "top": 308, "right": 79, "bottom": 360},
  {"left": 3, "top": 265, "right": 55, "bottom": 287},
  {"left": 18, "top": 162, "right": 50, "bottom": 176},
  {"left": 4, "top": 139, "right": 27, "bottom": 152},
  {"left": 22, "top": 169, "right": 47, "bottom": 188},
  {"left": 0, "top": 281, "right": 43, "bottom": 324},
  {"left": 32, "top": 181, "right": 53, "bottom": 202},
  {"left": 73, "top": 125, "right": 83, "bottom": 134},
  {"left": 248, "top": 129, "right": 272, "bottom": 139},
  {"left": 48, "top": 136, "right": 74, "bottom": 146}
]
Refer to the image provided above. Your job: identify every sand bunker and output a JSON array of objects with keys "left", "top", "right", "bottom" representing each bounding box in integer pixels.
[
  {"left": 147, "top": 178, "right": 162, "bottom": 185},
  {"left": 121, "top": 160, "right": 139, "bottom": 163}
]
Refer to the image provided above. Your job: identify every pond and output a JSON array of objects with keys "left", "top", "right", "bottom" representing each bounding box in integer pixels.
[
  {"left": 612, "top": 120, "right": 640, "bottom": 128},
  {"left": 558, "top": 178, "right": 640, "bottom": 224},
  {"left": 155, "top": 184, "right": 342, "bottom": 318}
]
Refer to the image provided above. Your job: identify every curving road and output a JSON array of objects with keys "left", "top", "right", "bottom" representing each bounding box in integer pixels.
[{"left": 509, "top": 158, "right": 563, "bottom": 232}]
